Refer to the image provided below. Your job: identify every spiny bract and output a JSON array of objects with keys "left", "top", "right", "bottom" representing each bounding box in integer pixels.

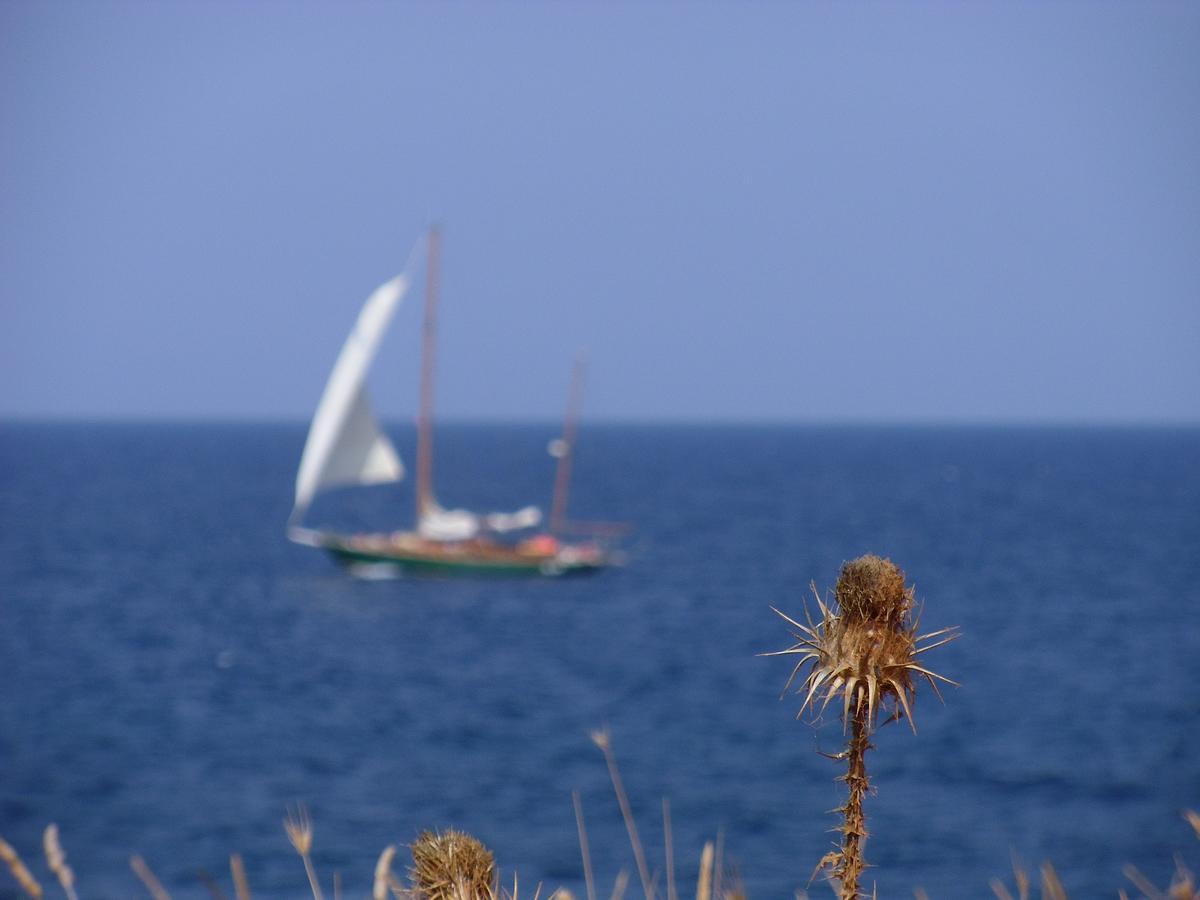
[
  {"left": 410, "top": 829, "right": 497, "bottom": 900},
  {"left": 767, "top": 555, "right": 959, "bottom": 732}
]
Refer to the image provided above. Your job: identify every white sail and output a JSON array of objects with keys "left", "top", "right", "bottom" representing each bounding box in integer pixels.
[
  {"left": 418, "top": 502, "right": 543, "bottom": 541},
  {"left": 418, "top": 503, "right": 480, "bottom": 541},
  {"left": 485, "top": 505, "right": 543, "bottom": 532},
  {"left": 290, "top": 273, "right": 410, "bottom": 526}
]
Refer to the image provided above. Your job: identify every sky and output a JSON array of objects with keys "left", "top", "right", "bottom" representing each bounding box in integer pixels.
[{"left": 1, "top": 1, "right": 1197, "bottom": 424}]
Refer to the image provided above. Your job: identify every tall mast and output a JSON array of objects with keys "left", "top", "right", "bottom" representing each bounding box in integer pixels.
[
  {"left": 549, "top": 352, "right": 587, "bottom": 537},
  {"left": 415, "top": 225, "right": 441, "bottom": 522}
]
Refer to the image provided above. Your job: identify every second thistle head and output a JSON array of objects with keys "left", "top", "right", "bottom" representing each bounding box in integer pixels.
[
  {"left": 409, "top": 829, "right": 497, "bottom": 900},
  {"left": 770, "top": 555, "right": 958, "bottom": 732}
]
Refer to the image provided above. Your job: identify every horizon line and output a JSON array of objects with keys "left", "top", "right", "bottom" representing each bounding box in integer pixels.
[{"left": 3, "top": 413, "right": 1199, "bottom": 429}]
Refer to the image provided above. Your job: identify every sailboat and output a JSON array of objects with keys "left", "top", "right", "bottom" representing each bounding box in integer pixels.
[{"left": 287, "top": 227, "right": 611, "bottom": 576}]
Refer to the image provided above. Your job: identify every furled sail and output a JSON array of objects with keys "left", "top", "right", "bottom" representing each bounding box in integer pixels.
[
  {"left": 289, "top": 273, "right": 410, "bottom": 527},
  {"left": 418, "top": 501, "right": 542, "bottom": 541}
]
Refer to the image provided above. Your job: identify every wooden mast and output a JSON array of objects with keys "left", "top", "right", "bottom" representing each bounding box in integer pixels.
[
  {"left": 549, "top": 352, "right": 587, "bottom": 537},
  {"left": 415, "top": 225, "right": 441, "bottom": 524}
]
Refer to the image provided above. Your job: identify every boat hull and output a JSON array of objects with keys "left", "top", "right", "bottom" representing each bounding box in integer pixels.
[{"left": 311, "top": 532, "right": 607, "bottom": 577}]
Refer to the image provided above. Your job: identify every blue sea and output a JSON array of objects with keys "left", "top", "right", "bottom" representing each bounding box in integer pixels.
[{"left": 1, "top": 422, "right": 1197, "bottom": 898}]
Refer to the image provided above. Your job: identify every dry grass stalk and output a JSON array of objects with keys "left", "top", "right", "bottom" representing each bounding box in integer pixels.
[
  {"left": 409, "top": 829, "right": 497, "bottom": 900},
  {"left": 387, "top": 871, "right": 409, "bottom": 899},
  {"left": 990, "top": 857, "right": 1067, "bottom": 900},
  {"left": 993, "top": 810, "right": 1199, "bottom": 900},
  {"left": 197, "top": 868, "right": 228, "bottom": 900},
  {"left": 695, "top": 843, "right": 713, "bottom": 900},
  {"left": 1122, "top": 864, "right": 1163, "bottom": 899},
  {"left": 610, "top": 870, "right": 629, "bottom": 900},
  {"left": 712, "top": 829, "right": 724, "bottom": 900},
  {"left": 662, "top": 799, "right": 677, "bottom": 900},
  {"left": 130, "top": 854, "right": 172, "bottom": 900},
  {"left": 591, "top": 729, "right": 654, "bottom": 900},
  {"left": 573, "top": 791, "right": 597, "bottom": 900},
  {"left": 0, "top": 836, "right": 44, "bottom": 898},
  {"left": 768, "top": 556, "right": 958, "bottom": 899},
  {"left": 991, "top": 851, "right": 1032, "bottom": 900},
  {"left": 230, "top": 853, "right": 251, "bottom": 900},
  {"left": 42, "top": 825, "right": 78, "bottom": 900},
  {"left": 284, "top": 804, "right": 324, "bottom": 900},
  {"left": 1039, "top": 863, "right": 1067, "bottom": 900},
  {"left": 505, "top": 872, "right": 549, "bottom": 900},
  {"left": 375, "top": 846, "right": 398, "bottom": 900},
  {"left": 1120, "top": 810, "right": 1200, "bottom": 899}
]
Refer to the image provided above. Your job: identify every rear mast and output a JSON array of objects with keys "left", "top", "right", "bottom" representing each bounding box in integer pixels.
[{"left": 549, "top": 352, "right": 587, "bottom": 537}]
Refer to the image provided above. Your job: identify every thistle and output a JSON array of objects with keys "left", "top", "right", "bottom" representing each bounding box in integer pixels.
[
  {"left": 410, "top": 829, "right": 497, "bottom": 900},
  {"left": 766, "top": 555, "right": 959, "bottom": 899}
]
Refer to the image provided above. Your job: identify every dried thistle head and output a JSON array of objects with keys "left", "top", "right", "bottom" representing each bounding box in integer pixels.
[
  {"left": 769, "top": 555, "right": 958, "bottom": 732},
  {"left": 284, "top": 804, "right": 314, "bottom": 857},
  {"left": 410, "top": 829, "right": 496, "bottom": 900}
]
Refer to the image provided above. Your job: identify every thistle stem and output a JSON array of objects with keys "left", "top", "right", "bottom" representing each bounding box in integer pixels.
[{"left": 839, "top": 701, "right": 871, "bottom": 899}]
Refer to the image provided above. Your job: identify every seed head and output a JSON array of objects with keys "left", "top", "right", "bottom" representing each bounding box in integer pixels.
[
  {"left": 284, "top": 804, "right": 314, "bottom": 857},
  {"left": 768, "top": 555, "right": 958, "bottom": 732},
  {"left": 410, "top": 829, "right": 497, "bottom": 900}
]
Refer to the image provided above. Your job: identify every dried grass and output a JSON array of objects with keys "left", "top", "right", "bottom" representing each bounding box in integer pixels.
[
  {"left": 662, "top": 799, "right": 677, "bottom": 900},
  {"left": 573, "top": 791, "right": 597, "bottom": 900},
  {"left": 197, "top": 867, "right": 229, "bottom": 900},
  {"left": 591, "top": 728, "right": 654, "bottom": 900},
  {"left": 695, "top": 843, "right": 713, "bottom": 900},
  {"left": 4, "top": 778, "right": 1193, "bottom": 899},
  {"left": 0, "top": 836, "right": 43, "bottom": 898},
  {"left": 1119, "top": 811, "right": 1198, "bottom": 899},
  {"left": 375, "top": 845, "right": 398, "bottom": 900},
  {"left": 230, "top": 853, "right": 251, "bottom": 900},
  {"left": 43, "top": 825, "right": 78, "bottom": 900},
  {"left": 130, "top": 854, "right": 172, "bottom": 900}
]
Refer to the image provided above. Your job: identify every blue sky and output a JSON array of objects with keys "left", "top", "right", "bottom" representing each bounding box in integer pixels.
[{"left": 2, "top": 1, "right": 1197, "bottom": 422}]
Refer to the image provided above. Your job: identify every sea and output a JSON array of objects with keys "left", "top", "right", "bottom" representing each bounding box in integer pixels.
[{"left": 1, "top": 422, "right": 1197, "bottom": 899}]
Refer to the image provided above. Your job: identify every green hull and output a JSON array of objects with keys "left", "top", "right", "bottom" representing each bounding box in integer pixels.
[{"left": 319, "top": 536, "right": 607, "bottom": 578}]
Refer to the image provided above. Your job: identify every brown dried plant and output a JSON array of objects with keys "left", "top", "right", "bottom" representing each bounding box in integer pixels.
[
  {"left": 284, "top": 804, "right": 324, "bottom": 900},
  {"left": 1118, "top": 809, "right": 1199, "bottom": 900},
  {"left": 572, "top": 791, "right": 597, "bottom": 900},
  {"left": 130, "top": 854, "right": 172, "bottom": 900},
  {"left": 375, "top": 845, "right": 398, "bottom": 900},
  {"left": 43, "top": 825, "right": 79, "bottom": 900},
  {"left": 230, "top": 853, "right": 252, "bottom": 900},
  {"left": 409, "top": 829, "right": 497, "bottom": 900},
  {"left": 989, "top": 857, "right": 1067, "bottom": 900},
  {"left": 766, "top": 555, "right": 958, "bottom": 899},
  {"left": 0, "top": 836, "right": 44, "bottom": 899},
  {"left": 590, "top": 728, "right": 654, "bottom": 900}
]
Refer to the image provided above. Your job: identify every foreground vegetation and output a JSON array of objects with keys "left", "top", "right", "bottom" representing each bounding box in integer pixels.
[{"left": 2, "top": 557, "right": 1195, "bottom": 898}]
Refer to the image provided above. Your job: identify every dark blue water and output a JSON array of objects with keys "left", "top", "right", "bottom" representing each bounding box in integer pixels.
[{"left": 2, "top": 423, "right": 1198, "bottom": 898}]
